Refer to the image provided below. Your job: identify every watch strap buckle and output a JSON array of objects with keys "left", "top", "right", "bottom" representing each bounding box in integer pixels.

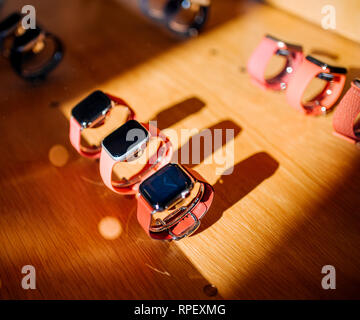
[{"left": 168, "top": 211, "right": 200, "bottom": 241}]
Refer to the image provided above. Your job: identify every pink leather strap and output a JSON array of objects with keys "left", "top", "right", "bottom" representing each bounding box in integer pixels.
[
  {"left": 333, "top": 80, "right": 360, "bottom": 143},
  {"left": 105, "top": 92, "right": 136, "bottom": 121},
  {"left": 99, "top": 123, "right": 173, "bottom": 195},
  {"left": 286, "top": 59, "right": 346, "bottom": 116},
  {"left": 136, "top": 167, "right": 214, "bottom": 241},
  {"left": 69, "top": 93, "right": 136, "bottom": 159},
  {"left": 69, "top": 116, "right": 101, "bottom": 159},
  {"left": 247, "top": 36, "right": 303, "bottom": 90}
]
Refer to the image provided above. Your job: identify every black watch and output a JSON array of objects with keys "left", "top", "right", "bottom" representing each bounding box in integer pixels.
[
  {"left": 9, "top": 26, "right": 63, "bottom": 81},
  {"left": 0, "top": 12, "right": 64, "bottom": 81}
]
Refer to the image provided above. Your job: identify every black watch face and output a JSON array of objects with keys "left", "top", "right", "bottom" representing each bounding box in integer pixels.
[
  {"left": 0, "top": 13, "right": 21, "bottom": 37},
  {"left": 71, "top": 90, "right": 111, "bottom": 128},
  {"left": 306, "top": 55, "right": 347, "bottom": 75},
  {"left": 265, "top": 34, "right": 281, "bottom": 42},
  {"left": 139, "top": 163, "right": 193, "bottom": 211},
  {"left": 102, "top": 120, "right": 149, "bottom": 161},
  {"left": 306, "top": 55, "right": 324, "bottom": 68}
]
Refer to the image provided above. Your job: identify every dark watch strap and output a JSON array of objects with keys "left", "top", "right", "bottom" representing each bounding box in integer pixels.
[{"left": 9, "top": 29, "right": 63, "bottom": 81}]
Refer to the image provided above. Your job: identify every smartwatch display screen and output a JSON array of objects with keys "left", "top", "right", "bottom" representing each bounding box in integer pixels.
[
  {"left": 71, "top": 90, "right": 111, "bottom": 128},
  {"left": 102, "top": 120, "right": 149, "bottom": 161},
  {"left": 139, "top": 163, "right": 193, "bottom": 211}
]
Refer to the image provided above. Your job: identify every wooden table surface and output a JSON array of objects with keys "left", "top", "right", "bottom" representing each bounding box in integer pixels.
[{"left": 0, "top": 0, "right": 359, "bottom": 299}]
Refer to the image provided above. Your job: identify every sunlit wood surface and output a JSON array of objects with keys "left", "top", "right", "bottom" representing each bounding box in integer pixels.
[
  {"left": 268, "top": 0, "right": 360, "bottom": 44},
  {"left": 0, "top": 0, "right": 359, "bottom": 299}
]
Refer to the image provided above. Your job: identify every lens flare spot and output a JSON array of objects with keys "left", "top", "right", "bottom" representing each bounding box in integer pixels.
[
  {"left": 49, "top": 144, "right": 69, "bottom": 167},
  {"left": 98, "top": 217, "right": 122, "bottom": 240}
]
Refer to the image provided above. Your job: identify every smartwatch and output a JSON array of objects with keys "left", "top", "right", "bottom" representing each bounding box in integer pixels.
[
  {"left": 70, "top": 90, "right": 136, "bottom": 159},
  {"left": 247, "top": 34, "right": 304, "bottom": 90},
  {"left": 333, "top": 79, "right": 360, "bottom": 144},
  {"left": 137, "top": 163, "right": 214, "bottom": 240},
  {"left": 99, "top": 120, "right": 173, "bottom": 195},
  {"left": 139, "top": 0, "right": 209, "bottom": 38},
  {"left": 0, "top": 12, "right": 63, "bottom": 81},
  {"left": 286, "top": 55, "right": 347, "bottom": 116},
  {"left": 9, "top": 26, "right": 63, "bottom": 81}
]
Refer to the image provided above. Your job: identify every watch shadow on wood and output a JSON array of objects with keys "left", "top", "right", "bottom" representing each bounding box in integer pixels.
[
  {"left": 197, "top": 152, "right": 279, "bottom": 233},
  {"left": 309, "top": 49, "right": 339, "bottom": 61},
  {"left": 150, "top": 97, "right": 206, "bottom": 129},
  {"left": 172, "top": 119, "right": 242, "bottom": 166},
  {"left": 229, "top": 158, "right": 360, "bottom": 299}
]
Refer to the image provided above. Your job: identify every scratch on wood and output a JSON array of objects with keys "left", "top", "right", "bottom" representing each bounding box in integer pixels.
[
  {"left": 145, "top": 263, "right": 171, "bottom": 277},
  {"left": 80, "top": 176, "right": 104, "bottom": 186}
]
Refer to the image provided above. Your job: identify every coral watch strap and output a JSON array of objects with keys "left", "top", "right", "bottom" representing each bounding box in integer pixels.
[
  {"left": 247, "top": 36, "right": 280, "bottom": 89},
  {"left": 105, "top": 93, "right": 136, "bottom": 121},
  {"left": 137, "top": 167, "right": 214, "bottom": 241},
  {"left": 286, "top": 59, "right": 346, "bottom": 115},
  {"left": 286, "top": 59, "right": 323, "bottom": 114},
  {"left": 99, "top": 149, "right": 117, "bottom": 192},
  {"left": 69, "top": 116, "right": 101, "bottom": 159},
  {"left": 333, "top": 80, "right": 360, "bottom": 143},
  {"left": 99, "top": 123, "right": 173, "bottom": 195}
]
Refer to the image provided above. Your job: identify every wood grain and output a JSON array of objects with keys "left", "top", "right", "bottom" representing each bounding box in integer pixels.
[
  {"left": 267, "top": 0, "right": 360, "bottom": 44},
  {"left": 0, "top": 0, "right": 359, "bottom": 299}
]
